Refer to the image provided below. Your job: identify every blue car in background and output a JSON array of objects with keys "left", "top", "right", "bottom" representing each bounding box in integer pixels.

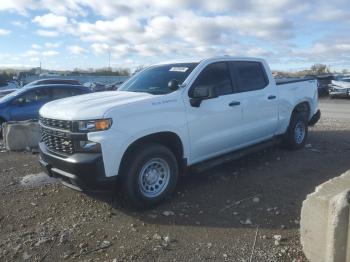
[
  {"left": 24, "top": 79, "right": 81, "bottom": 87},
  {"left": 0, "top": 84, "right": 90, "bottom": 129}
]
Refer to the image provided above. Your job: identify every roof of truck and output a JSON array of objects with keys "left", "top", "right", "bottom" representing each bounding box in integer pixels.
[{"left": 154, "top": 56, "right": 266, "bottom": 66}]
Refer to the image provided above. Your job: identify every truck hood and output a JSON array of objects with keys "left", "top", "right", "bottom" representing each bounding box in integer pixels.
[{"left": 39, "top": 91, "right": 154, "bottom": 120}]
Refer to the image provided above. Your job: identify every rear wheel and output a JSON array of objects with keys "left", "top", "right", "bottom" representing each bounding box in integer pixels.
[
  {"left": 283, "top": 112, "right": 308, "bottom": 150},
  {"left": 121, "top": 143, "right": 179, "bottom": 209}
]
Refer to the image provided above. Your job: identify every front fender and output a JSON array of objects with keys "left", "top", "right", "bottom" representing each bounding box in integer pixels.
[{"left": 88, "top": 127, "right": 189, "bottom": 178}]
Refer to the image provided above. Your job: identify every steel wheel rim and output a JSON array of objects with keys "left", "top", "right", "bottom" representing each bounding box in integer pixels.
[
  {"left": 138, "top": 158, "right": 170, "bottom": 198},
  {"left": 294, "top": 121, "right": 306, "bottom": 144}
]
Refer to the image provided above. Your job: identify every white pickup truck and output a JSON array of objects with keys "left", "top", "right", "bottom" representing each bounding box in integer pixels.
[{"left": 39, "top": 56, "right": 320, "bottom": 208}]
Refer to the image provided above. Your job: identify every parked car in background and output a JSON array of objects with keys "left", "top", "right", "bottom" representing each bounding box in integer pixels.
[
  {"left": 0, "top": 80, "right": 19, "bottom": 91},
  {"left": 329, "top": 78, "right": 350, "bottom": 98},
  {"left": 0, "top": 84, "right": 90, "bottom": 133},
  {"left": 83, "top": 81, "right": 107, "bottom": 92},
  {"left": 316, "top": 75, "right": 334, "bottom": 96},
  {"left": 105, "top": 81, "right": 125, "bottom": 91},
  {"left": 39, "top": 56, "right": 320, "bottom": 208},
  {"left": 25, "top": 79, "right": 81, "bottom": 87},
  {"left": 0, "top": 88, "right": 18, "bottom": 98}
]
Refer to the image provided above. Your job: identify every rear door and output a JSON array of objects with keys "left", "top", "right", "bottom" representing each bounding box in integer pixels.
[{"left": 230, "top": 61, "right": 278, "bottom": 143}]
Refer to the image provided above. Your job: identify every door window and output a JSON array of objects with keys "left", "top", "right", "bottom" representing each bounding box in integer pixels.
[
  {"left": 232, "top": 62, "right": 268, "bottom": 92},
  {"left": 191, "top": 62, "right": 233, "bottom": 96},
  {"left": 16, "top": 88, "right": 50, "bottom": 104},
  {"left": 51, "top": 88, "right": 81, "bottom": 99}
]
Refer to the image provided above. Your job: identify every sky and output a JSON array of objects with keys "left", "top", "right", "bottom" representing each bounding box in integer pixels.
[{"left": 0, "top": 0, "right": 349, "bottom": 71}]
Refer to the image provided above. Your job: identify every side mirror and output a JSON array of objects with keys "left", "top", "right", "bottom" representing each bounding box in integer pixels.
[
  {"left": 168, "top": 79, "right": 180, "bottom": 91},
  {"left": 190, "top": 86, "right": 217, "bottom": 107}
]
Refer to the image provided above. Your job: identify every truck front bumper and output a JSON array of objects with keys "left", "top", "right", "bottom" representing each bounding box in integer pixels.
[
  {"left": 308, "top": 109, "right": 321, "bottom": 126},
  {"left": 39, "top": 142, "right": 116, "bottom": 192}
]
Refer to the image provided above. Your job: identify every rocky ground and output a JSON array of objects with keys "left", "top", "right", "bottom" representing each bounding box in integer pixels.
[{"left": 1, "top": 98, "right": 350, "bottom": 262}]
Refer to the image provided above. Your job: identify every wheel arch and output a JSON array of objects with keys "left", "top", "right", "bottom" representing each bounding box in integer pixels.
[
  {"left": 292, "top": 101, "right": 311, "bottom": 120},
  {"left": 119, "top": 131, "right": 186, "bottom": 175}
]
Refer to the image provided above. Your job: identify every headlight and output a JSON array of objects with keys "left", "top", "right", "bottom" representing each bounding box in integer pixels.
[{"left": 75, "top": 119, "right": 112, "bottom": 132}]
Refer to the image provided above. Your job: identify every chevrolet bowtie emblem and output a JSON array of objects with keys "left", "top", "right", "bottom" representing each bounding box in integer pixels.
[{"left": 62, "top": 141, "right": 70, "bottom": 146}]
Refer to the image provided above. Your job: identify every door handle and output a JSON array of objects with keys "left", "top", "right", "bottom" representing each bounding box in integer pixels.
[
  {"left": 229, "top": 101, "right": 240, "bottom": 107},
  {"left": 268, "top": 95, "right": 277, "bottom": 100}
]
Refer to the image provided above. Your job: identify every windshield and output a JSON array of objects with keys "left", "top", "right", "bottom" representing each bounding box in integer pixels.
[
  {"left": 341, "top": 78, "right": 350, "bottom": 83},
  {"left": 119, "top": 63, "right": 198, "bottom": 94}
]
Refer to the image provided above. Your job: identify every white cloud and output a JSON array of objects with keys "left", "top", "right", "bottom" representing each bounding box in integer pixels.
[
  {"left": 36, "top": 29, "right": 59, "bottom": 37},
  {"left": 309, "top": 4, "right": 350, "bottom": 22},
  {"left": 42, "top": 50, "right": 59, "bottom": 56},
  {"left": 31, "top": 44, "right": 41, "bottom": 49},
  {"left": 246, "top": 47, "right": 274, "bottom": 57},
  {"left": 45, "top": 42, "right": 60, "bottom": 48},
  {"left": 30, "top": 57, "right": 40, "bottom": 62},
  {"left": 91, "top": 43, "right": 110, "bottom": 55},
  {"left": 36, "top": 0, "right": 86, "bottom": 17},
  {"left": 33, "top": 13, "right": 68, "bottom": 28},
  {"left": 0, "top": 29, "right": 11, "bottom": 36},
  {"left": 0, "top": 0, "right": 37, "bottom": 15},
  {"left": 67, "top": 45, "right": 88, "bottom": 55},
  {"left": 77, "top": 16, "right": 143, "bottom": 43},
  {"left": 294, "top": 41, "right": 350, "bottom": 62},
  {"left": 69, "top": 12, "right": 293, "bottom": 62},
  {"left": 1, "top": 0, "right": 350, "bottom": 69},
  {"left": 11, "top": 20, "right": 27, "bottom": 28},
  {"left": 24, "top": 50, "right": 39, "bottom": 56}
]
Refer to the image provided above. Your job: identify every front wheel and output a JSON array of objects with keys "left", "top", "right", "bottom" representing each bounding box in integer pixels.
[
  {"left": 283, "top": 112, "right": 308, "bottom": 150},
  {"left": 0, "top": 119, "right": 4, "bottom": 138},
  {"left": 121, "top": 143, "right": 179, "bottom": 209}
]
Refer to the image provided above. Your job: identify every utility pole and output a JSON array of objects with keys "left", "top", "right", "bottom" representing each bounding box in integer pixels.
[{"left": 108, "top": 49, "right": 111, "bottom": 71}]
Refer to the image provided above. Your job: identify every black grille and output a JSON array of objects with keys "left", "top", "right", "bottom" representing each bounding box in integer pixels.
[
  {"left": 40, "top": 117, "right": 73, "bottom": 131},
  {"left": 41, "top": 127, "right": 74, "bottom": 154}
]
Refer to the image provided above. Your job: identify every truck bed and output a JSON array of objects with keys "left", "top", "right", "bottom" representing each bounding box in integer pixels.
[
  {"left": 275, "top": 77, "right": 315, "bottom": 85},
  {"left": 275, "top": 77, "right": 318, "bottom": 135}
]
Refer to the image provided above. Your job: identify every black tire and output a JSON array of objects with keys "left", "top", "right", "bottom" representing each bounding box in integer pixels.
[
  {"left": 283, "top": 112, "right": 308, "bottom": 150},
  {"left": 121, "top": 143, "right": 179, "bottom": 209},
  {"left": 0, "top": 119, "right": 4, "bottom": 138}
]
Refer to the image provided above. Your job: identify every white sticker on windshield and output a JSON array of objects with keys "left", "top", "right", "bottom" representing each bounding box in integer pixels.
[{"left": 170, "top": 67, "right": 189, "bottom": 72}]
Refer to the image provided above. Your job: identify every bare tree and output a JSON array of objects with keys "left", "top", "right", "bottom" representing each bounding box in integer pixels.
[
  {"left": 133, "top": 65, "right": 145, "bottom": 75},
  {"left": 310, "top": 64, "right": 329, "bottom": 75}
]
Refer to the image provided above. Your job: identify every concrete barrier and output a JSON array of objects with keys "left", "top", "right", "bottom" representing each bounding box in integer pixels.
[
  {"left": 3, "top": 120, "right": 41, "bottom": 151},
  {"left": 301, "top": 170, "right": 350, "bottom": 262}
]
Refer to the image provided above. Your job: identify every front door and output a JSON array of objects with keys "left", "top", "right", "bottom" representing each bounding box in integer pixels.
[
  {"left": 185, "top": 62, "right": 245, "bottom": 164},
  {"left": 10, "top": 88, "right": 51, "bottom": 121}
]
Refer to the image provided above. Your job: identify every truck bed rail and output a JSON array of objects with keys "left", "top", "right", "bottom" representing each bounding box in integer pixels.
[{"left": 275, "top": 77, "right": 315, "bottom": 85}]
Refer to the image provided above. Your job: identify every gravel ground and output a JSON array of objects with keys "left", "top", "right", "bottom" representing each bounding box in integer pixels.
[{"left": 1, "top": 98, "right": 350, "bottom": 262}]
